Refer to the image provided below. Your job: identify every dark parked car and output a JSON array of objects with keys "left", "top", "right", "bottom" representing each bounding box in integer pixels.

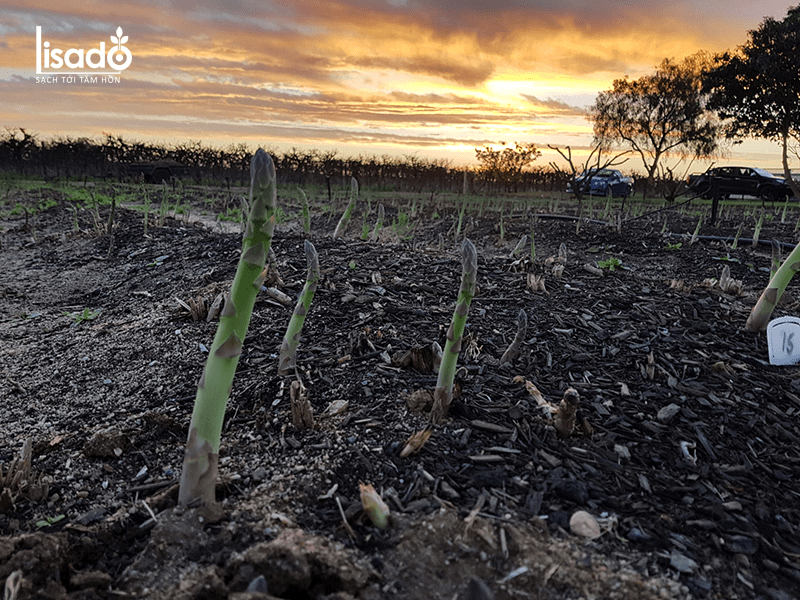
[
  {"left": 686, "top": 166, "right": 794, "bottom": 202},
  {"left": 566, "top": 168, "right": 634, "bottom": 198},
  {"left": 127, "top": 159, "right": 189, "bottom": 183}
]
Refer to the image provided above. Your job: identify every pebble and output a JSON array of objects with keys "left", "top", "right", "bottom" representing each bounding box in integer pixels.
[
  {"left": 246, "top": 575, "right": 268, "bottom": 593},
  {"left": 669, "top": 551, "right": 699, "bottom": 573},
  {"left": 722, "top": 534, "right": 758, "bottom": 555},
  {"left": 627, "top": 527, "right": 654, "bottom": 542},
  {"left": 762, "top": 558, "right": 779, "bottom": 572},
  {"left": 686, "top": 576, "right": 712, "bottom": 596},
  {"left": 657, "top": 403, "right": 681, "bottom": 423},
  {"left": 613, "top": 444, "right": 631, "bottom": 460},
  {"left": 251, "top": 467, "right": 268, "bottom": 482},
  {"left": 569, "top": 510, "right": 601, "bottom": 539}
]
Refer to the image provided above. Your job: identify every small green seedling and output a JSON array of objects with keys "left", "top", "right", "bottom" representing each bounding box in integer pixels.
[
  {"left": 664, "top": 242, "right": 682, "bottom": 251},
  {"left": 597, "top": 257, "right": 623, "bottom": 271},
  {"left": 65, "top": 308, "right": 101, "bottom": 325},
  {"left": 36, "top": 514, "right": 65, "bottom": 528},
  {"left": 147, "top": 254, "right": 170, "bottom": 267}
]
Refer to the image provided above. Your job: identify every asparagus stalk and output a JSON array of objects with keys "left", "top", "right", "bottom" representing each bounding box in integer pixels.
[
  {"left": 745, "top": 242, "right": 800, "bottom": 332},
  {"left": 770, "top": 239, "right": 782, "bottom": 282},
  {"left": 455, "top": 197, "right": 467, "bottom": 240},
  {"left": 499, "top": 309, "right": 527, "bottom": 365},
  {"left": 732, "top": 222, "right": 743, "bottom": 249},
  {"left": 690, "top": 215, "right": 702, "bottom": 245},
  {"left": 430, "top": 239, "right": 478, "bottom": 423},
  {"left": 369, "top": 203, "right": 385, "bottom": 242},
  {"left": 299, "top": 188, "right": 311, "bottom": 235},
  {"left": 278, "top": 240, "right": 320, "bottom": 376},
  {"left": 752, "top": 213, "right": 764, "bottom": 248},
  {"left": 179, "top": 149, "right": 277, "bottom": 506},
  {"left": 333, "top": 177, "right": 358, "bottom": 238},
  {"left": 510, "top": 234, "right": 527, "bottom": 258}
]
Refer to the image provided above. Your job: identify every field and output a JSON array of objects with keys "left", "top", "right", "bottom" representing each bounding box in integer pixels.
[{"left": 1, "top": 177, "right": 800, "bottom": 600}]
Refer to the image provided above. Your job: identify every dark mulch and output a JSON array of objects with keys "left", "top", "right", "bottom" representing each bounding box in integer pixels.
[{"left": 1, "top": 190, "right": 800, "bottom": 600}]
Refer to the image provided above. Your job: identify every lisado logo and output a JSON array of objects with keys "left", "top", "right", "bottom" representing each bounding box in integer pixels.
[{"left": 36, "top": 26, "right": 131, "bottom": 81}]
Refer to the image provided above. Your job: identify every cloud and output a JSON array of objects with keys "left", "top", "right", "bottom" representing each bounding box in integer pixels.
[
  {"left": 522, "top": 95, "right": 586, "bottom": 117},
  {"left": 0, "top": 0, "right": 781, "bottom": 167},
  {"left": 349, "top": 54, "right": 494, "bottom": 87}
]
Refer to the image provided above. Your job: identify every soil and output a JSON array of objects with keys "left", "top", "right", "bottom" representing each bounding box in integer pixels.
[{"left": 2, "top": 185, "right": 800, "bottom": 600}]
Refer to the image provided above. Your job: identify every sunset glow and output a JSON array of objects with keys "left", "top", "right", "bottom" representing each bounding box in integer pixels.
[{"left": 0, "top": 0, "right": 794, "bottom": 170}]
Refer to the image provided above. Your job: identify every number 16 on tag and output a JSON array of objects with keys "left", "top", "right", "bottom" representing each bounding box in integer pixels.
[{"left": 767, "top": 316, "right": 800, "bottom": 365}]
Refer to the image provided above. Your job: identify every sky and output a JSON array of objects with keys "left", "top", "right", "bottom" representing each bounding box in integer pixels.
[{"left": 0, "top": 0, "right": 795, "bottom": 171}]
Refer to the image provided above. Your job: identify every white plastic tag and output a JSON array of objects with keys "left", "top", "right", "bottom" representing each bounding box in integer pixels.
[{"left": 767, "top": 316, "right": 800, "bottom": 365}]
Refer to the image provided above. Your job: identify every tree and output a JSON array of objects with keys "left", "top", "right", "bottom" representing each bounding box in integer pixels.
[
  {"left": 474, "top": 142, "right": 541, "bottom": 192},
  {"left": 590, "top": 53, "right": 721, "bottom": 197},
  {"left": 704, "top": 5, "right": 800, "bottom": 200}
]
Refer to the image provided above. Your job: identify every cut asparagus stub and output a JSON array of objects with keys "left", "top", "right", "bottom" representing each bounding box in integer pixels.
[
  {"left": 746, "top": 241, "right": 800, "bottom": 332},
  {"left": 278, "top": 240, "right": 320, "bottom": 375},
  {"left": 179, "top": 148, "right": 276, "bottom": 506},
  {"left": 359, "top": 482, "right": 390, "bottom": 530},
  {"left": 430, "top": 239, "right": 478, "bottom": 423},
  {"left": 499, "top": 309, "right": 527, "bottom": 365},
  {"left": 554, "top": 387, "right": 580, "bottom": 437},
  {"left": 290, "top": 379, "right": 314, "bottom": 430}
]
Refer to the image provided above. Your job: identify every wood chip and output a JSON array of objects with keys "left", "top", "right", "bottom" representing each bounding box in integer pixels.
[{"left": 470, "top": 420, "right": 514, "bottom": 434}]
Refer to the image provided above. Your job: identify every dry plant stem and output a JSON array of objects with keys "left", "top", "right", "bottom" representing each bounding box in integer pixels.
[
  {"left": 278, "top": 240, "right": 320, "bottom": 375},
  {"left": 745, "top": 241, "right": 800, "bottom": 332},
  {"left": 179, "top": 149, "right": 276, "bottom": 506},
  {"left": 499, "top": 309, "right": 527, "bottom": 365},
  {"left": 333, "top": 177, "right": 358, "bottom": 238},
  {"left": 430, "top": 239, "right": 477, "bottom": 423}
]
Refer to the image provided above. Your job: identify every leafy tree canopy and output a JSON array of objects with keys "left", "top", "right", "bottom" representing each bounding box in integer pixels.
[
  {"left": 474, "top": 142, "right": 541, "bottom": 192},
  {"left": 705, "top": 5, "right": 800, "bottom": 142},
  {"left": 705, "top": 5, "right": 800, "bottom": 197},
  {"left": 590, "top": 52, "right": 721, "bottom": 194}
]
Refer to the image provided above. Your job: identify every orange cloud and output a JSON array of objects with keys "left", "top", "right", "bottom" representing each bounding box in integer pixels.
[{"left": 0, "top": 0, "right": 784, "bottom": 167}]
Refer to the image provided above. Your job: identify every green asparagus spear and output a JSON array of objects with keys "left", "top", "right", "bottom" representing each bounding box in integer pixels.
[
  {"left": 430, "top": 239, "right": 477, "bottom": 423},
  {"left": 746, "top": 241, "right": 800, "bottom": 332},
  {"left": 278, "top": 240, "right": 320, "bottom": 375},
  {"left": 178, "top": 149, "right": 276, "bottom": 506}
]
